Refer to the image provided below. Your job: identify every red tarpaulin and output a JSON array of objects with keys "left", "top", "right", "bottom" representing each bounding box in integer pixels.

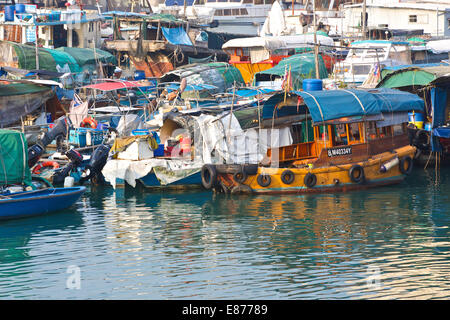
[{"left": 82, "top": 80, "right": 144, "bottom": 91}]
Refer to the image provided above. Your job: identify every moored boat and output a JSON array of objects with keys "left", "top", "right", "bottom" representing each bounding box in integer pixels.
[
  {"left": 0, "top": 129, "right": 86, "bottom": 220},
  {"left": 0, "top": 187, "right": 86, "bottom": 220},
  {"left": 200, "top": 88, "right": 425, "bottom": 194}
]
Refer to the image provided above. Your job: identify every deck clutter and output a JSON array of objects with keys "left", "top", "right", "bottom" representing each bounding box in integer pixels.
[{"left": 3, "top": 0, "right": 450, "bottom": 219}]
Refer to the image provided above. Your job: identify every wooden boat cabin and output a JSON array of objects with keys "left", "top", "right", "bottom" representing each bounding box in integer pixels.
[{"left": 201, "top": 88, "right": 425, "bottom": 194}]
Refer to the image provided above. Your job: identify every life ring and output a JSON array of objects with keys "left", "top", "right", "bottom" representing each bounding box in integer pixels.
[
  {"left": 257, "top": 174, "right": 271, "bottom": 187},
  {"left": 80, "top": 117, "right": 98, "bottom": 129},
  {"left": 399, "top": 156, "right": 413, "bottom": 175},
  {"left": 349, "top": 165, "right": 365, "bottom": 184},
  {"left": 281, "top": 170, "right": 295, "bottom": 185},
  {"left": 233, "top": 170, "right": 247, "bottom": 184},
  {"left": 32, "top": 161, "right": 60, "bottom": 175},
  {"left": 304, "top": 172, "right": 317, "bottom": 188},
  {"left": 201, "top": 164, "right": 217, "bottom": 189}
]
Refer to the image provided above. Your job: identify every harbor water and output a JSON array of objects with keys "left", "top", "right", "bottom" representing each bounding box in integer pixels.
[{"left": 1, "top": 167, "right": 450, "bottom": 299}]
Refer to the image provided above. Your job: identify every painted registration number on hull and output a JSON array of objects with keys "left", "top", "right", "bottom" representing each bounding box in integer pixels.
[{"left": 327, "top": 146, "right": 352, "bottom": 157}]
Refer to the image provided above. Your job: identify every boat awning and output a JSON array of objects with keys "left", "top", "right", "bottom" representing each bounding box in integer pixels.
[
  {"left": 262, "top": 88, "right": 425, "bottom": 124},
  {"left": 82, "top": 80, "right": 145, "bottom": 91}
]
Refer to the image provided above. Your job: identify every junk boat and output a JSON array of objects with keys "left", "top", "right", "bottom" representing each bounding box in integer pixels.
[{"left": 200, "top": 88, "right": 425, "bottom": 194}]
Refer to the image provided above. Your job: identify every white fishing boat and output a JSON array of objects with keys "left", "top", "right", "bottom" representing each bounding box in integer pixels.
[
  {"left": 329, "top": 40, "right": 412, "bottom": 87},
  {"left": 153, "top": 0, "right": 276, "bottom": 36}
]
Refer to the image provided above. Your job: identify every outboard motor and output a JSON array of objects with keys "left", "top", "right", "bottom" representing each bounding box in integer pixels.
[
  {"left": 51, "top": 149, "right": 83, "bottom": 185},
  {"left": 80, "top": 144, "right": 111, "bottom": 185},
  {"left": 28, "top": 116, "right": 72, "bottom": 168},
  {"left": 39, "top": 116, "right": 70, "bottom": 147},
  {"left": 28, "top": 144, "right": 45, "bottom": 168}
]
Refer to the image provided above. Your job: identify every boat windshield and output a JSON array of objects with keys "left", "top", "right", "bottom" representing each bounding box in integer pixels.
[{"left": 347, "top": 46, "right": 389, "bottom": 60}]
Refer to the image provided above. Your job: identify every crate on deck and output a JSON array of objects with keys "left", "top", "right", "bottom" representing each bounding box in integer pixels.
[{"left": 69, "top": 128, "right": 106, "bottom": 147}]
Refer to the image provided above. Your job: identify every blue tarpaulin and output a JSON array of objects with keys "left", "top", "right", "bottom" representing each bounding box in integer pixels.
[
  {"left": 161, "top": 26, "right": 193, "bottom": 46},
  {"left": 262, "top": 88, "right": 425, "bottom": 123},
  {"left": 433, "top": 127, "right": 450, "bottom": 138},
  {"left": 431, "top": 87, "right": 448, "bottom": 151}
]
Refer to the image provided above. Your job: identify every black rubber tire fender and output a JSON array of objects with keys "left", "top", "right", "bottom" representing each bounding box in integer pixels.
[
  {"left": 233, "top": 170, "right": 248, "bottom": 184},
  {"left": 257, "top": 174, "right": 271, "bottom": 187},
  {"left": 399, "top": 156, "right": 413, "bottom": 175},
  {"left": 281, "top": 169, "right": 295, "bottom": 185},
  {"left": 349, "top": 165, "right": 365, "bottom": 184},
  {"left": 201, "top": 164, "right": 217, "bottom": 189},
  {"left": 304, "top": 172, "right": 317, "bottom": 188}
]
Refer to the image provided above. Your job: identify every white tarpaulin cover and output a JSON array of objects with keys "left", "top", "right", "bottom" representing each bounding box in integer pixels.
[
  {"left": 194, "top": 113, "right": 292, "bottom": 165},
  {"left": 222, "top": 34, "right": 334, "bottom": 50},
  {"left": 102, "top": 158, "right": 202, "bottom": 188},
  {"left": 426, "top": 39, "right": 450, "bottom": 54}
]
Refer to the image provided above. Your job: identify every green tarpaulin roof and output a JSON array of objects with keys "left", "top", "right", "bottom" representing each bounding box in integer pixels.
[
  {"left": 55, "top": 47, "right": 117, "bottom": 67},
  {"left": 0, "top": 81, "right": 51, "bottom": 97},
  {"left": 377, "top": 65, "right": 450, "bottom": 88},
  {"left": 161, "top": 62, "right": 245, "bottom": 94},
  {"left": 0, "top": 129, "right": 31, "bottom": 186},
  {"left": 254, "top": 53, "right": 328, "bottom": 90},
  {"left": 11, "top": 42, "right": 81, "bottom": 73}
]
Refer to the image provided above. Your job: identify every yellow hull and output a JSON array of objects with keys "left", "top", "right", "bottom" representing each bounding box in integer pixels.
[{"left": 219, "top": 146, "right": 416, "bottom": 194}]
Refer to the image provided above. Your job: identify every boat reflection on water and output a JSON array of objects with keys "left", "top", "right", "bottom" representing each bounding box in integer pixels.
[{"left": 0, "top": 206, "right": 85, "bottom": 276}]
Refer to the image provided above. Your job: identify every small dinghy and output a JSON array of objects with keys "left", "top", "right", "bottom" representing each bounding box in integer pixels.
[{"left": 0, "top": 187, "right": 86, "bottom": 220}]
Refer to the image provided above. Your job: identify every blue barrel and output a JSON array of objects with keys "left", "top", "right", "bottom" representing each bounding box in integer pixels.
[
  {"left": 4, "top": 5, "right": 15, "bottom": 22},
  {"left": 15, "top": 4, "right": 25, "bottom": 13},
  {"left": 134, "top": 70, "right": 146, "bottom": 81},
  {"left": 408, "top": 112, "right": 425, "bottom": 122},
  {"left": 303, "top": 79, "right": 323, "bottom": 91}
]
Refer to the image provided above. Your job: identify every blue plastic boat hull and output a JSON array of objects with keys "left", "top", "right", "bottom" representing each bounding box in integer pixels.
[{"left": 0, "top": 187, "right": 86, "bottom": 220}]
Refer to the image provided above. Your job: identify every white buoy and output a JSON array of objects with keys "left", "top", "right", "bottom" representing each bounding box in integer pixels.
[
  {"left": 64, "top": 176, "right": 75, "bottom": 188},
  {"left": 380, "top": 157, "right": 399, "bottom": 173}
]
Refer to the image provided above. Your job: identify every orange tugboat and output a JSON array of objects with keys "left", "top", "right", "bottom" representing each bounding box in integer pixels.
[{"left": 201, "top": 88, "right": 424, "bottom": 194}]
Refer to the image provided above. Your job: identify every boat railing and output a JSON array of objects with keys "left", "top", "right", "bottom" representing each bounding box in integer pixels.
[{"left": 267, "top": 141, "right": 316, "bottom": 163}]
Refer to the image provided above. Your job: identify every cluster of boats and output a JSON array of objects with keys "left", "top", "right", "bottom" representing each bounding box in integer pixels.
[{"left": 2, "top": 2, "right": 450, "bottom": 221}]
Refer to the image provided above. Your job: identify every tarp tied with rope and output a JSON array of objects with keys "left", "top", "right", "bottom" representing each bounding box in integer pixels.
[
  {"left": 0, "top": 129, "right": 32, "bottom": 186},
  {"left": 262, "top": 88, "right": 425, "bottom": 124}
]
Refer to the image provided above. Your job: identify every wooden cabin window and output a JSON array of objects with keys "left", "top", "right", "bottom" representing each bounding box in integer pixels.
[
  {"left": 243, "top": 0, "right": 252, "bottom": 3},
  {"left": 380, "top": 126, "right": 392, "bottom": 138},
  {"left": 223, "top": 9, "right": 232, "bottom": 15},
  {"left": 254, "top": 0, "right": 264, "bottom": 4},
  {"left": 392, "top": 124, "right": 406, "bottom": 136},
  {"left": 366, "top": 121, "right": 378, "bottom": 140},
  {"left": 318, "top": 125, "right": 329, "bottom": 142},
  {"left": 332, "top": 124, "right": 348, "bottom": 146},
  {"left": 232, "top": 9, "right": 240, "bottom": 15},
  {"left": 291, "top": 121, "right": 314, "bottom": 144},
  {"left": 346, "top": 123, "right": 362, "bottom": 144},
  {"left": 240, "top": 8, "right": 249, "bottom": 15}
]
